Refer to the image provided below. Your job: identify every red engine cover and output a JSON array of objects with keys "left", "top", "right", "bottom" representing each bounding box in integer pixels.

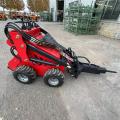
[{"left": 7, "top": 27, "right": 65, "bottom": 76}]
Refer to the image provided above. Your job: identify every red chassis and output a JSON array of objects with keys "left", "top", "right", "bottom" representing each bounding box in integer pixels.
[{"left": 7, "top": 28, "right": 65, "bottom": 77}]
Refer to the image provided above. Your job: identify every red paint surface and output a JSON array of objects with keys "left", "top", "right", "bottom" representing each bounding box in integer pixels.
[{"left": 7, "top": 27, "right": 65, "bottom": 76}]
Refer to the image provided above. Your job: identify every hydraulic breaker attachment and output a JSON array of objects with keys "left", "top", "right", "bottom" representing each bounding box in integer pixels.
[
  {"left": 65, "top": 48, "right": 117, "bottom": 78},
  {"left": 80, "top": 63, "right": 117, "bottom": 74},
  {"left": 69, "top": 62, "right": 117, "bottom": 78}
]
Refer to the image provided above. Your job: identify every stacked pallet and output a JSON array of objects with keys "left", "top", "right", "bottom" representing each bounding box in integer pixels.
[{"left": 64, "top": 1, "right": 103, "bottom": 35}]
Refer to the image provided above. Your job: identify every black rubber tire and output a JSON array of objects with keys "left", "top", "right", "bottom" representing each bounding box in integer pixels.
[
  {"left": 43, "top": 69, "right": 64, "bottom": 87},
  {"left": 13, "top": 65, "right": 37, "bottom": 84}
]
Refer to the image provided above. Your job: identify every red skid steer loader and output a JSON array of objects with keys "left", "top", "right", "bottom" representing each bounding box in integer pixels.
[{"left": 4, "top": 21, "right": 116, "bottom": 87}]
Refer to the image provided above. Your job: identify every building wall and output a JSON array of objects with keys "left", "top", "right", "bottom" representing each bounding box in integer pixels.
[
  {"left": 49, "top": 0, "right": 57, "bottom": 21},
  {"left": 118, "top": 15, "right": 120, "bottom": 22}
]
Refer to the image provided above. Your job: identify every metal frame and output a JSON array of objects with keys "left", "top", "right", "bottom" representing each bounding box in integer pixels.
[
  {"left": 102, "top": 0, "right": 120, "bottom": 20},
  {"left": 64, "top": 1, "right": 102, "bottom": 35}
]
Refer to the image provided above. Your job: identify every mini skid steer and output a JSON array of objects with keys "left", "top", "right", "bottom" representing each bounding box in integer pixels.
[{"left": 4, "top": 21, "right": 116, "bottom": 87}]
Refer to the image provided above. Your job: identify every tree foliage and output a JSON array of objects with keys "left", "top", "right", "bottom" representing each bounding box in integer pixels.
[
  {"left": 28, "top": 0, "right": 49, "bottom": 12},
  {"left": 15, "top": 0, "right": 24, "bottom": 10},
  {"left": 0, "top": 0, "right": 6, "bottom": 8},
  {"left": 0, "top": 0, "right": 24, "bottom": 10}
]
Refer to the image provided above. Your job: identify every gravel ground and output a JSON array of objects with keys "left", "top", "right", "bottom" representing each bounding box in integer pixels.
[{"left": 0, "top": 20, "right": 120, "bottom": 120}]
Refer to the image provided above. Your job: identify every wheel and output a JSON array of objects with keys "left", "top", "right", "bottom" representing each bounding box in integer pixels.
[
  {"left": 43, "top": 69, "right": 64, "bottom": 87},
  {"left": 13, "top": 65, "right": 37, "bottom": 84}
]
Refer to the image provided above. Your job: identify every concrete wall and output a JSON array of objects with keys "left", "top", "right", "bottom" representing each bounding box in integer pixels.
[
  {"left": 49, "top": 0, "right": 57, "bottom": 21},
  {"left": 99, "top": 12, "right": 120, "bottom": 39},
  {"left": 99, "top": 21, "right": 120, "bottom": 39}
]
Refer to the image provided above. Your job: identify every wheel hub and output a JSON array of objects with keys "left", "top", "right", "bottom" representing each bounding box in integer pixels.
[
  {"left": 17, "top": 74, "right": 29, "bottom": 83},
  {"left": 48, "top": 78, "right": 59, "bottom": 86}
]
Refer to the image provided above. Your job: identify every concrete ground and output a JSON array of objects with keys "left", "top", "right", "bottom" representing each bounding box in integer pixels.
[{"left": 0, "top": 20, "right": 120, "bottom": 120}]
